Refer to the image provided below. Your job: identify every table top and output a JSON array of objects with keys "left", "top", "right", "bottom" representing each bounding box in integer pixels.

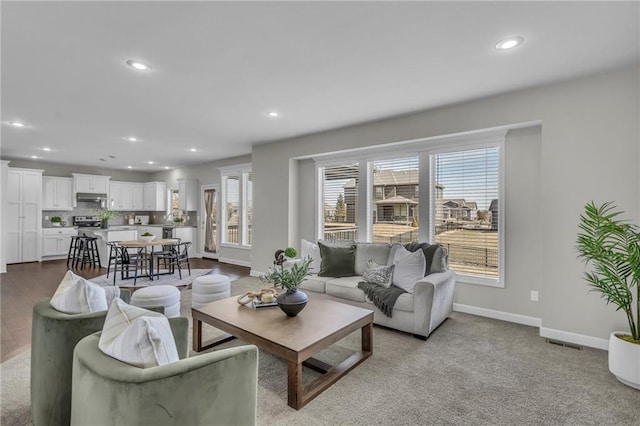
[
  {"left": 192, "top": 297, "right": 373, "bottom": 355},
  {"left": 118, "top": 238, "right": 179, "bottom": 247}
]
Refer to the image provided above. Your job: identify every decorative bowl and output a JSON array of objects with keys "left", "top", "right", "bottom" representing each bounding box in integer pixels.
[{"left": 139, "top": 235, "right": 156, "bottom": 242}]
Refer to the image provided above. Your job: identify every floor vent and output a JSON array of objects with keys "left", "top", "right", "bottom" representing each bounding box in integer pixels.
[{"left": 546, "top": 339, "right": 583, "bottom": 350}]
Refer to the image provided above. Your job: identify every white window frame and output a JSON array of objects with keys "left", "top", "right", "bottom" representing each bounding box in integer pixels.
[
  {"left": 313, "top": 128, "right": 506, "bottom": 287},
  {"left": 219, "top": 163, "right": 252, "bottom": 249}
]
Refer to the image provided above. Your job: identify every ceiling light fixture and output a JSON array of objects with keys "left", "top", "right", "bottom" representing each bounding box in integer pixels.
[
  {"left": 127, "top": 165, "right": 133, "bottom": 169},
  {"left": 125, "top": 136, "right": 139, "bottom": 142},
  {"left": 190, "top": 148, "right": 197, "bottom": 152},
  {"left": 126, "top": 60, "right": 152, "bottom": 71},
  {"left": 266, "top": 111, "right": 279, "bottom": 118},
  {"left": 9, "top": 121, "right": 28, "bottom": 128},
  {"left": 147, "top": 161, "right": 155, "bottom": 165},
  {"left": 164, "top": 166, "right": 170, "bottom": 170},
  {"left": 42, "top": 147, "right": 51, "bottom": 152},
  {"left": 495, "top": 36, "right": 524, "bottom": 50},
  {"left": 30, "top": 155, "right": 38, "bottom": 159}
]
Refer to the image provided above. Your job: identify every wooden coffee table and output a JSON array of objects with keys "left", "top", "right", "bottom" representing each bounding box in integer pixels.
[{"left": 192, "top": 297, "right": 373, "bottom": 410}]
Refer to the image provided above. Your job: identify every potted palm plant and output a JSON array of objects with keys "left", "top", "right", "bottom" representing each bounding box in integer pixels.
[
  {"left": 577, "top": 201, "right": 640, "bottom": 390},
  {"left": 262, "top": 256, "right": 313, "bottom": 317}
]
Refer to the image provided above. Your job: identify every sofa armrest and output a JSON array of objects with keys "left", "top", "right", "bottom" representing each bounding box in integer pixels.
[{"left": 412, "top": 270, "right": 456, "bottom": 337}]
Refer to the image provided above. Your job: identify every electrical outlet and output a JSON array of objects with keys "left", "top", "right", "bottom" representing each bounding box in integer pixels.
[{"left": 530, "top": 291, "right": 539, "bottom": 302}]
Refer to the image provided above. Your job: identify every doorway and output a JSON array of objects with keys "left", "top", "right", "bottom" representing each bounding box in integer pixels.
[{"left": 200, "top": 184, "right": 219, "bottom": 259}]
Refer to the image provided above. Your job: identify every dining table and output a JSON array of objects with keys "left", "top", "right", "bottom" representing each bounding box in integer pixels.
[{"left": 118, "top": 238, "right": 180, "bottom": 280}]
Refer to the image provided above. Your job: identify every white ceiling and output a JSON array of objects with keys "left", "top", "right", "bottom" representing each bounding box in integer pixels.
[{"left": 2, "top": 1, "right": 638, "bottom": 172}]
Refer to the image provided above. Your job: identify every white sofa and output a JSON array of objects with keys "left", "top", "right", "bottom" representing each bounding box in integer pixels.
[{"left": 298, "top": 241, "right": 456, "bottom": 340}]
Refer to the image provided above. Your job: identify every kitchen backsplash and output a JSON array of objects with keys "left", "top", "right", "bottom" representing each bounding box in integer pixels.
[{"left": 42, "top": 202, "right": 197, "bottom": 227}]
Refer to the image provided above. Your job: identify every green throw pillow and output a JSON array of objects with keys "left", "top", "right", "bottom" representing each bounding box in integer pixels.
[{"left": 318, "top": 241, "right": 357, "bottom": 277}]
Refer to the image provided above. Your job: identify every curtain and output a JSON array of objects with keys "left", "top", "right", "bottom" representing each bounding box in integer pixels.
[{"left": 204, "top": 189, "right": 216, "bottom": 253}]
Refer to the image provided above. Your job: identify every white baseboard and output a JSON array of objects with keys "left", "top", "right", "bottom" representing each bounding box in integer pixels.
[
  {"left": 218, "top": 257, "right": 251, "bottom": 268},
  {"left": 249, "top": 269, "right": 265, "bottom": 278},
  {"left": 540, "top": 327, "right": 609, "bottom": 350},
  {"left": 453, "top": 303, "right": 542, "bottom": 327}
]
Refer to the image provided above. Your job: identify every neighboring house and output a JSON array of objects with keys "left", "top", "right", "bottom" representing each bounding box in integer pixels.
[
  {"left": 442, "top": 199, "right": 478, "bottom": 221},
  {"left": 489, "top": 199, "right": 499, "bottom": 231}
]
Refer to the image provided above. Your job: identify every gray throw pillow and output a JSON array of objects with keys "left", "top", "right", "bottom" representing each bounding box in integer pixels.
[
  {"left": 363, "top": 260, "right": 395, "bottom": 288},
  {"left": 318, "top": 241, "right": 357, "bottom": 277}
]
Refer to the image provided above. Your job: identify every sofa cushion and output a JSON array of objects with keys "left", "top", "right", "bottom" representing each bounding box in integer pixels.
[
  {"left": 318, "top": 241, "right": 357, "bottom": 277},
  {"left": 300, "top": 239, "right": 321, "bottom": 273},
  {"left": 354, "top": 243, "right": 392, "bottom": 276},
  {"left": 363, "top": 260, "right": 394, "bottom": 288},
  {"left": 392, "top": 246, "right": 426, "bottom": 293},
  {"left": 299, "top": 275, "right": 333, "bottom": 293},
  {"left": 99, "top": 298, "right": 179, "bottom": 368},
  {"left": 50, "top": 271, "right": 108, "bottom": 314},
  {"left": 325, "top": 276, "right": 366, "bottom": 303}
]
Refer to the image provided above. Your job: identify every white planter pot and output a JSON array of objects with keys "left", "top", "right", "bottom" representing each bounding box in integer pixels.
[{"left": 608, "top": 331, "right": 640, "bottom": 390}]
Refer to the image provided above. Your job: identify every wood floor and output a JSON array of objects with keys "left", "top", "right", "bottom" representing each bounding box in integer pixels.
[{"left": 0, "top": 257, "right": 250, "bottom": 362}]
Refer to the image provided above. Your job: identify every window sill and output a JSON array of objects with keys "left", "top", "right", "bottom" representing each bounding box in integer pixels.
[{"left": 455, "top": 273, "right": 504, "bottom": 288}]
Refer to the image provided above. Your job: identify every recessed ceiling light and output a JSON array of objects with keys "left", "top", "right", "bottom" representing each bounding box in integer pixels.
[
  {"left": 266, "top": 111, "right": 279, "bottom": 118},
  {"left": 164, "top": 166, "right": 170, "bottom": 170},
  {"left": 42, "top": 147, "right": 51, "bottom": 152},
  {"left": 147, "top": 161, "right": 155, "bottom": 165},
  {"left": 126, "top": 60, "right": 152, "bottom": 71},
  {"left": 30, "top": 155, "right": 38, "bottom": 159},
  {"left": 9, "top": 121, "right": 28, "bottom": 128},
  {"left": 495, "top": 36, "right": 524, "bottom": 50},
  {"left": 127, "top": 165, "right": 133, "bottom": 169},
  {"left": 125, "top": 136, "right": 139, "bottom": 142},
  {"left": 190, "top": 148, "right": 197, "bottom": 152}
]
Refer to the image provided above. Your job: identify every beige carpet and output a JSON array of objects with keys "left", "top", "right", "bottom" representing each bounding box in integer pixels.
[{"left": 2, "top": 277, "right": 639, "bottom": 425}]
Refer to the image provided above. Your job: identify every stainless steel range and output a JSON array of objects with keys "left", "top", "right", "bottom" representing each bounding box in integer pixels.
[{"left": 73, "top": 216, "right": 101, "bottom": 228}]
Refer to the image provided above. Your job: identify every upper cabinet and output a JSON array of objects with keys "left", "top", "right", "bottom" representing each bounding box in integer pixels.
[
  {"left": 42, "top": 177, "right": 73, "bottom": 210},
  {"left": 178, "top": 178, "right": 198, "bottom": 211},
  {"left": 143, "top": 182, "right": 167, "bottom": 211},
  {"left": 73, "top": 173, "right": 110, "bottom": 194},
  {"left": 109, "top": 181, "right": 144, "bottom": 211}
]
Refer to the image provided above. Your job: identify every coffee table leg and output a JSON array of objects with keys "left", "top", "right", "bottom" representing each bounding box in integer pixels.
[
  {"left": 362, "top": 321, "right": 373, "bottom": 352},
  {"left": 193, "top": 317, "right": 203, "bottom": 352},
  {"left": 287, "top": 361, "right": 303, "bottom": 409}
]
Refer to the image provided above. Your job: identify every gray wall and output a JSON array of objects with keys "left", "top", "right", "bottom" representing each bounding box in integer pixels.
[{"left": 252, "top": 66, "right": 639, "bottom": 341}]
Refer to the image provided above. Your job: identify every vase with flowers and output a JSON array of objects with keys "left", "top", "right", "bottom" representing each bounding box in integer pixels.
[{"left": 262, "top": 252, "right": 313, "bottom": 317}]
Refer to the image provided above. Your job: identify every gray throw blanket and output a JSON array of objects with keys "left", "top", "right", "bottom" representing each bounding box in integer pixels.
[{"left": 357, "top": 282, "right": 406, "bottom": 318}]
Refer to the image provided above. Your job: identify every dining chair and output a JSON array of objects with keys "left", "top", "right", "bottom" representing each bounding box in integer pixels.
[
  {"left": 113, "top": 245, "right": 147, "bottom": 285},
  {"left": 152, "top": 239, "right": 181, "bottom": 278},
  {"left": 166, "top": 241, "right": 191, "bottom": 279}
]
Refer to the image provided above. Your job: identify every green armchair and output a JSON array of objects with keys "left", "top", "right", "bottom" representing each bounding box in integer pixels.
[
  {"left": 30, "top": 290, "right": 131, "bottom": 426},
  {"left": 71, "top": 318, "right": 259, "bottom": 426}
]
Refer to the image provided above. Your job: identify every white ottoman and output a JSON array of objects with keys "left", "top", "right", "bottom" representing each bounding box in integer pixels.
[
  {"left": 131, "top": 285, "right": 181, "bottom": 318},
  {"left": 192, "top": 274, "right": 231, "bottom": 309}
]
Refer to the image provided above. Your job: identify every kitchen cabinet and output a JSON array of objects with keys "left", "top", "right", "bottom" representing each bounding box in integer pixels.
[
  {"left": 42, "top": 227, "right": 76, "bottom": 257},
  {"left": 109, "top": 181, "right": 144, "bottom": 211},
  {"left": 143, "top": 182, "right": 167, "bottom": 211},
  {"left": 73, "top": 173, "right": 110, "bottom": 194},
  {"left": 6, "top": 168, "right": 43, "bottom": 264},
  {"left": 42, "top": 176, "right": 73, "bottom": 210},
  {"left": 178, "top": 178, "right": 198, "bottom": 211},
  {"left": 173, "top": 226, "right": 194, "bottom": 244}
]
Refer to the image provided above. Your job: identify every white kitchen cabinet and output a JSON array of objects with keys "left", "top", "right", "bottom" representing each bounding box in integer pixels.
[
  {"left": 73, "top": 173, "right": 110, "bottom": 194},
  {"left": 143, "top": 182, "right": 167, "bottom": 211},
  {"left": 178, "top": 178, "right": 198, "bottom": 211},
  {"left": 6, "top": 168, "right": 43, "bottom": 264},
  {"left": 110, "top": 181, "right": 144, "bottom": 211},
  {"left": 42, "top": 228, "right": 76, "bottom": 257},
  {"left": 42, "top": 176, "right": 73, "bottom": 210},
  {"left": 173, "top": 226, "right": 194, "bottom": 244},
  {"left": 131, "top": 183, "right": 144, "bottom": 210}
]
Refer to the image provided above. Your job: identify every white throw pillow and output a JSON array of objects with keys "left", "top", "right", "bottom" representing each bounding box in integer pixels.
[
  {"left": 50, "top": 270, "right": 108, "bottom": 314},
  {"left": 392, "top": 246, "right": 426, "bottom": 293},
  {"left": 301, "top": 239, "right": 321, "bottom": 273},
  {"left": 99, "top": 298, "right": 179, "bottom": 368}
]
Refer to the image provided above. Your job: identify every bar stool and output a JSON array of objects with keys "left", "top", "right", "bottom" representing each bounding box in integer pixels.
[
  {"left": 66, "top": 236, "right": 83, "bottom": 268},
  {"left": 77, "top": 236, "right": 102, "bottom": 270}
]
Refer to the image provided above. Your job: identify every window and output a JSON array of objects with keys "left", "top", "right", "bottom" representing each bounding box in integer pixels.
[
  {"left": 432, "top": 146, "right": 501, "bottom": 283},
  {"left": 220, "top": 164, "right": 252, "bottom": 247},
  {"left": 315, "top": 130, "right": 505, "bottom": 286},
  {"left": 370, "top": 157, "right": 419, "bottom": 244},
  {"left": 319, "top": 162, "right": 359, "bottom": 241}
]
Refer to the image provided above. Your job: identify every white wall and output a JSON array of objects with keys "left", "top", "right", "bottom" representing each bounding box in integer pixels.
[{"left": 252, "top": 66, "right": 639, "bottom": 343}]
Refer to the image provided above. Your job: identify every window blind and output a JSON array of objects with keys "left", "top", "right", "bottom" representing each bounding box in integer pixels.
[{"left": 321, "top": 163, "right": 359, "bottom": 241}]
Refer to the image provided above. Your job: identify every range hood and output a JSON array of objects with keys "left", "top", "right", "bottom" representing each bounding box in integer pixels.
[{"left": 76, "top": 193, "right": 108, "bottom": 208}]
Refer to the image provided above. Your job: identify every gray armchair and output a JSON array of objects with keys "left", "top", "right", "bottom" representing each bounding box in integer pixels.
[
  {"left": 30, "top": 290, "right": 131, "bottom": 426},
  {"left": 71, "top": 318, "right": 259, "bottom": 426}
]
